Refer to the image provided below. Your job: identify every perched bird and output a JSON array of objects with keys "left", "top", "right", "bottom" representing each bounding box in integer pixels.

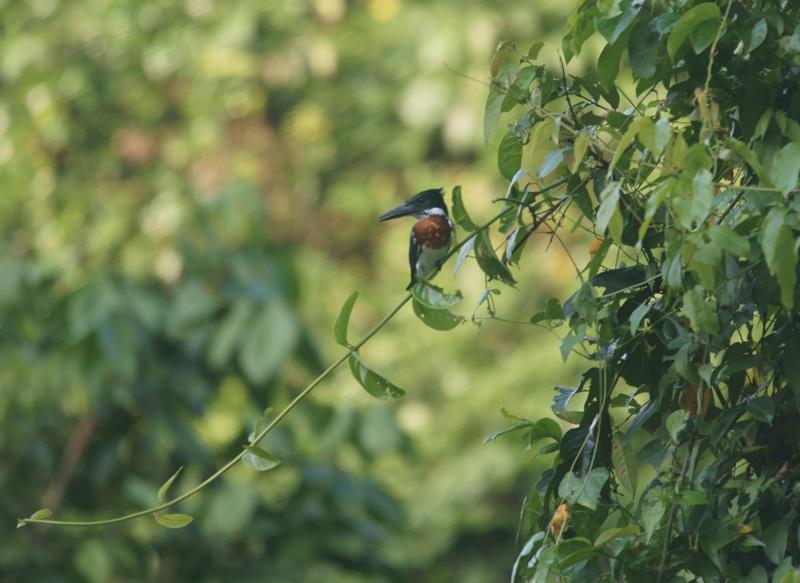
[{"left": 378, "top": 188, "right": 453, "bottom": 290}]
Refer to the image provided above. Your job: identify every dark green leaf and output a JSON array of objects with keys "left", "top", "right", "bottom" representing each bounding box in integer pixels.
[
  {"left": 451, "top": 185, "right": 478, "bottom": 231},
  {"left": 475, "top": 230, "right": 516, "bottom": 285},
  {"left": 683, "top": 285, "right": 719, "bottom": 334},
  {"left": 765, "top": 517, "right": 790, "bottom": 565},
  {"left": 612, "top": 432, "right": 636, "bottom": 495},
  {"left": 760, "top": 207, "right": 798, "bottom": 309},
  {"left": 667, "top": 3, "right": 721, "bottom": 61},
  {"left": 411, "top": 298, "right": 464, "bottom": 331},
  {"left": 498, "top": 132, "right": 523, "bottom": 180},
  {"left": 689, "top": 18, "right": 719, "bottom": 54},
  {"left": 666, "top": 409, "right": 690, "bottom": 443},
  {"left": 483, "top": 421, "right": 532, "bottom": 444},
  {"left": 629, "top": 18, "right": 660, "bottom": 79},
  {"left": 771, "top": 142, "right": 800, "bottom": 196},
  {"left": 531, "top": 298, "right": 565, "bottom": 324},
  {"left": 747, "top": 396, "right": 775, "bottom": 423},
  {"left": 334, "top": 291, "right": 359, "bottom": 347},
  {"left": 348, "top": 353, "right": 406, "bottom": 399}
]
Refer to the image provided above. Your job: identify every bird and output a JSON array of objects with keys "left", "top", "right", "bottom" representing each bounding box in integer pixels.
[{"left": 378, "top": 188, "right": 453, "bottom": 290}]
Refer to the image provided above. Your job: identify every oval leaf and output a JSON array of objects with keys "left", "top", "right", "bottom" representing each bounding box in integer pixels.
[
  {"left": 410, "top": 282, "right": 463, "bottom": 309},
  {"left": 154, "top": 513, "right": 193, "bottom": 529},
  {"left": 243, "top": 445, "right": 282, "bottom": 472},
  {"left": 411, "top": 298, "right": 464, "bottom": 331},
  {"left": 29, "top": 508, "right": 53, "bottom": 520}
]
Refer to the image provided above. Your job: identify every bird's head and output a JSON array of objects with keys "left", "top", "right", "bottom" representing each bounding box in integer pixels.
[{"left": 377, "top": 188, "right": 448, "bottom": 222}]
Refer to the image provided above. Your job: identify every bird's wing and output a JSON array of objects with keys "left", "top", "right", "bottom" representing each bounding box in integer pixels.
[{"left": 407, "top": 229, "right": 420, "bottom": 289}]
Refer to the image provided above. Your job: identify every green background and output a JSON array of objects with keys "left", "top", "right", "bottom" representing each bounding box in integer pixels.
[{"left": 0, "top": 0, "right": 596, "bottom": 580}]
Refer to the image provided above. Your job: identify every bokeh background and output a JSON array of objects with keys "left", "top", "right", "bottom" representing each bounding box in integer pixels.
[{"left": 0, "top": 1, "right": 595, "bottom": 581}]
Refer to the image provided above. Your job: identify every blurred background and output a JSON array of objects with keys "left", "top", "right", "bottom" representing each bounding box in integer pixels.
[{"left": 0, "top": 0, "right": 594, "bottom": 581}]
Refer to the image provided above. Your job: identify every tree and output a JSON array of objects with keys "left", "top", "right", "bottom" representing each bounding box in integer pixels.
[{"left": 466, "top": 0, "right": 800, "bottom": 580}]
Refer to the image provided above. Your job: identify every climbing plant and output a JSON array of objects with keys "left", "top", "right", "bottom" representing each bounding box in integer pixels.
[{"left": 464, "top": 0, "right": 800, "bottom": 580}]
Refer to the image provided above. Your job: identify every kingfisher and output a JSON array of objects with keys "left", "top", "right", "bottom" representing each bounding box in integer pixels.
[{"left": 378, "top": 188, "right": 453, "bottom": 290}]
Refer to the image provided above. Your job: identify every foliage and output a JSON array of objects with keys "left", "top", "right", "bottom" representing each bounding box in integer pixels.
[{"left": 453, "top": 0, "right": 800, "bottom": 580}]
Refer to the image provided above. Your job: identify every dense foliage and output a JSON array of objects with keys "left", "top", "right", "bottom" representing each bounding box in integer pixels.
[{"left": 452, "top": 0, "right": 800, "bottom": 580}]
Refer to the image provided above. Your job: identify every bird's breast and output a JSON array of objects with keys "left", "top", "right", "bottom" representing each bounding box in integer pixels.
[{"left": 413, "top": 216, "right": 451, "bottom": 250}]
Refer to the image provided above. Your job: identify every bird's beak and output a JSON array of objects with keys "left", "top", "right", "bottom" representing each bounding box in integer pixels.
[{"left": 378, "top": 201, "right": 417, "bottom": 222}]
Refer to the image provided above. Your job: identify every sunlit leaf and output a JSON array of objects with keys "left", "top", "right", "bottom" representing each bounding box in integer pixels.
[{"left": 154, "top": 513, "right": 193, "bottom": 529}]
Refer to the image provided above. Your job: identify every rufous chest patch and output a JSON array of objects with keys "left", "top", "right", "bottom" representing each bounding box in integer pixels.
[{"left": 413, "top": 216, "right": 451, "bottom": 250}]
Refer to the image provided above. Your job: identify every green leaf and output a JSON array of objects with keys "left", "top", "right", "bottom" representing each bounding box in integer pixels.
[
  {"left": 451, "top": 185, "right": 477, "bottom": 232},
  {"left": 483, "top": 421, "right": 531, "bottom": 444},
  {"left": 411, "top": 299, "right": 464, "bottom": 331},
  {"left": 760, "top": 207, "right": 798, "bottom": 309},
  {"left": 475, "top": 230, "right": 516, "bottom": 285},
  {"left": 749, "top": 19, "right": 768, "bottom": 52},
  {"left": 629, "top": 301, "right": 652, "bottom": 335},
  {"left": 676, "top": 489, "right": 708, "bottom": 505},
  {"left": 723, "top": 138, "right": 771, "bottom": 185},
  {"left": 683, "top": 285, "right": 719, "bottom": 334},
  {"left": 597, "top": 40, "right": 626, "bottom": 92},
  {"left": 640, "top": 487, "right": 667, "bottom": 543},
  {"left": 771, "top": 142, "right": 800, "bottom": 196},
  {"left": 334, "top": 291, "right": 359, "bottom": 347},
  {"left": 239, "top": 299, "right": 299, "bottom": 384},
  {"left": 498, "top": 131, "right": 523, "bottom": 180},
  {"left": 529, "top": 418, "right": 562, "bottom": 441},
  {"left": 596, "top": 181, "right": 622, "bottom": 241},
  {"left": 531, "top": 298, "right": 565, "bottom": 324},
  {"left": 711, "top": 225, "right": 750, "bottom": 257},
  {"left": 154, "top": 513, "right": 194, "bottom": 529},
  {"left": 410, "top": 282, "right": 463, "bottom": 309},
  {"left": 690, "top": 18, "right": 719, "bottom": 54},
  {"left": 29, "top": 508, "right": 53, "bottom": 520},
  {"left": 594, "top": 524, "right": 640, "bottom": 546},
  {"left": 667, "top": 3, "right": 721, "bottom": 61},
  {"left": 666, "top": 409, "right": 690, "bottom": 443},
  {"left": 747, "top": 396, "right": 775, "bottom": 423},
  {"left": 558, "top": 468, "right": 609, "bottom": 510},
  {"left": 611, "top": 431, "right": 636, "bottom": 495},
  {"left": 208, "top": 300, "right": 254, "bottom": 368},
  {"left": 158, "top": 466, "right": 183, "bottom": 503},
  {"left": 528, "top": 41, "right": 544, "bottom": 60},
  {"left": 765, "top": 517, "right": 790, "bottom": 565},
  {"left": 348, "top": 352, "right": 405, "bottom": 399},
  {"left": 629, "top": 18, "right": 659, "bottom": 79},
  {"left": 571, "top": 131, "right": 590, "bottom": 172},
  {"left": 484, "top": 85, "right": 504, "bottom": 143},
  {"left": 243, "top": 444, "right": 282, "bottom": 472}
]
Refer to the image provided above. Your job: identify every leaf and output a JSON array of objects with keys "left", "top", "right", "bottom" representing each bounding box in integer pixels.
[
  {"left": 483, "top": 421, "right": 531, "bottom": 444},
  {"left": 683, "top": 285, "right": 719, "bottom": 334},
  {"left": 747, "top": 396, "right": 775, "bottom": 423},
  {"left": 749, "top": 19, "right": 768, "bottom": 52},
  {"left": 454, "top": 235, "right": 476, "bottom": 274},
  {"left": 208, "top": 300, "right": 254, "bottom": 368},
  {"left": 243, "top": 445, "right": 282, "bottom": 472},
  {"left": 348, "top": 352, "right": 405, "bottom": 399},
  {"left": 29, "top": 508, "right": 52, "bottom": 520},
  {"left": 531, "top": 298, "right": 565, "bottom": 324},
  {"left": 771, "top": 142, "right": 800, "bottom": 196},
  {"left": 597, "top": 40, "right": 626, "bottom": 92},
  {"left": 594, "top": 524, "right": 640, "bottom": 546},
  {"left": 666, "top": 409, "right": 690, "bottom": 443},
  {"left": 611, "top": 432, "right": 636, "bottom": 495},
  {"left": 765, "top": 517, "right": 789, "bottom": 565},
  {"left": 629, "top": 18, "right": 659, "bottom": 79},
  {"left": 760, "top": 207, "right": 798, "bottom": 309},
  {"left": 596, "top": 181, "right": 622, "bottom": 241},
  {"left": 667, "top": 3, "right": 721, "bottom": 61},
  {"left": 571, "top": 131, "right": 590, "bottom": 172},
  {"left": 676, "top": 489, "right": 709, "bottom": 505},
  {"left": 158, "top": 466, "right": 183, "bottom": 503},
  {"left": 484, "top": 85, "right": 504, "bottom": 143},
  {"left": 538, "top": 149, "right": 564, "bottom": 178},
  {"left": 239, "top": 299, "right": 299, "bottom": 384},
  {"left": 451, "top": 186, "right": 477, "bottom": 231},
  {"left": 690, "top": 18, "right": 719, "bottom": 54},
  {"left": 723, "top": 138, "right": 771, "bottom": 185},
  {"left": 640, "top": 487, "right": 667, "bottom": 543},
  {"left": 410, "top": 282, "right": 463, "bottom": 309},
  {"left": 475, "top": 230, "right": 516, "bottom": 285},
  {"left": 530, "top": 418, "right": 562, "bottom": 441},
  {"left": 498, "top": 132, "right": 523, "bottom": 180},
  {"left": 711, "top": 225, "right": 750, "bottom": 257},
  {"left": 629, "top": 301, "right": 652, "bottom": 334},
  {"left": 412, "top": 299, "right": 464, "bottom": 331},
  {"left": 334, "top": 291, "right": 359, "bottom": 347},
  {"left": 557, "top": 468, "right": 609, "bottom": 510},
  {"left": 154, "top": 513, "right": 194, "bottom": 529}
]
